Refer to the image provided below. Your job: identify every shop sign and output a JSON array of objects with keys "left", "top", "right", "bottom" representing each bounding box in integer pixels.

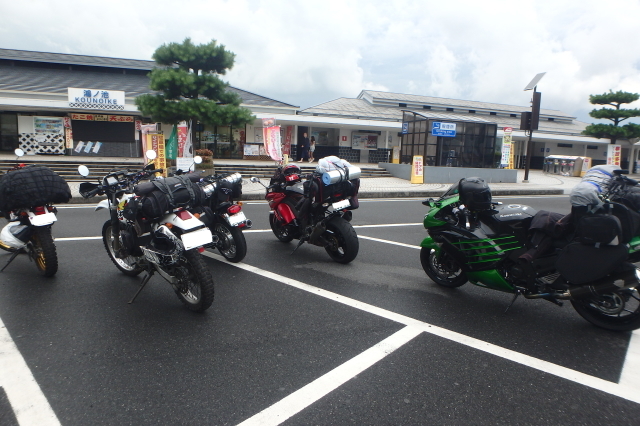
[
  {"left": 70, "top": 113, "right": 133, "bottom": 122},
  {"left": 607, "top": 144, "right": 622, "bottom": 166},
  {"left": 68, "top": 88, "right": 125, "bottom": 110},
  {"left": 410, "top": 155, "right": 424, "bottom": 184},
  {"left": 503, "top": 127, "right": 513, "bottom": 134},
  {"left": 431, "top": 122, "right": 456, "bottom": 137}
]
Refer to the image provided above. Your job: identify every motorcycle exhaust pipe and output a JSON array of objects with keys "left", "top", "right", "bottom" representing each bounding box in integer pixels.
[
  {"left": 560, "top": 268, "right": 640, "bottom": 300},
  {"left": 244, "top": 219, "right": 253, "bottom": 229}
]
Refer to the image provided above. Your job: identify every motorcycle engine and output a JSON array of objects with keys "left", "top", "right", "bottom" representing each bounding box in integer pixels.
[{"left": 120, "top": 226, "right": 142, "bottom": 256}]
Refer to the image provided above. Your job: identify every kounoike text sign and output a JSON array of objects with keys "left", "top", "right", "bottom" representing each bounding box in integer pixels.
[{"left": 68, "top": 88, "right": 125, "bottom": 110}]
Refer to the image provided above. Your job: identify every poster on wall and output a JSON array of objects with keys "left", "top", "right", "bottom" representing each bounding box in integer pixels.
[
  {"left": 254, "top": 127, "right": 264, "bottom": 143},
  {"left": 352, "top": 133, "right": 378, "bottom": 150},
  {"left": 34, "top": 117, "right": 64, "bottom": 134},
  {"left": 244, "top": 144, "right": 260, "bottom": 156}
]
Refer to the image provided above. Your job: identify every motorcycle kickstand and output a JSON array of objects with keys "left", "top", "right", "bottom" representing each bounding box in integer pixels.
[
  {"left": 291, "top": 238, "right": 306, "bottom": 254},
  {"left": 504, "top": 290, "right": 522, "bottom": 314},
  {"left": 129, "top": 270, "right": 154, "bottom": 304},
  {"left": 0, "top": 249, "right": 22, "bottom": 272}
]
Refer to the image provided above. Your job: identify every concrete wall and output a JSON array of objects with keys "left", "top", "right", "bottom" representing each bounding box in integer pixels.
[{"left": 379, "top": 163, "right": 518, "bottom": 183}]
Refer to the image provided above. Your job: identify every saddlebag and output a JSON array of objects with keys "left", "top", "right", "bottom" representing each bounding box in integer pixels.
[
  {"left": 576, "top": 214, "right": 622, "bottom": 245},
  {"left": 0, "top": 165, "right": 71, "bottom": 211},
  {"left": 135, "top": 175, "right": 204, "bottom": 220},
  {"left": 556, "top": 243, "right": 628, "bottom": 285}
]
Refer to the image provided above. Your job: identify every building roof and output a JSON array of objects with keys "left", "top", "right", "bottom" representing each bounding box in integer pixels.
[
  {"left": 0, "top": 48, "right": 298, "bottom": 109},
  {"left": 360, "top": 90, "right": 575, "bottom": 119},
  {"left": 300, "top": 95, "right": 589, "bottom": 136}
]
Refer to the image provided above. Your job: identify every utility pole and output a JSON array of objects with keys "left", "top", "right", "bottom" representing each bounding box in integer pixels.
[{"left": 521, "top": 72, "right": 545, "bottom": 183}]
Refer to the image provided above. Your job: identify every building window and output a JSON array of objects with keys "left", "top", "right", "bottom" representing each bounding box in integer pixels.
[
  {"left": 446, "top": 108, "right": 454, "bottom": 112},
  {"left": 399, "top": 103, "right": 407, "bottom": 107},
  {"left": 548, "top": 117, "right": 555, "bottom": 121},
  {"left": 510, "top": 114, "right": 517, "bottom": 117},
  {"left": 558, "top": 143, "right": 573, "bottom": 148},
  {"left": 490, "top": 112, "right": 497, "bottom": 115},
  {"left": 468, "top": 110, "right": 476, "bottom": 114},
  {"left": 587, "top": 145, "right": 599, "bottom": 150},
  {"left": 423, "top": 105, "right": 431, "bottom": 110}
]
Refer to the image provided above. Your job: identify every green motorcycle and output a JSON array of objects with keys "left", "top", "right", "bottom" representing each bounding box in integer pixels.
[{"left": 419, "top": 177, "right": 640, "bottom": 332}]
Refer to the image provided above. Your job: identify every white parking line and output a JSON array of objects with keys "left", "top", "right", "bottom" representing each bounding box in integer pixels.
[
  {"left": 239, "top": 326, "right": 423, "bottom": 426},
  {"left": 0, "top": 318, "right": 60, "bottom": 425},
  {"left": 202, "top": 251, "right": 640, "bottom": 423}
]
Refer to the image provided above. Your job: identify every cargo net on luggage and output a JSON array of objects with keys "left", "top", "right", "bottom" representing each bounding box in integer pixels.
[{"left": 0, "top": 165, "right": 71, "bottom": 212}]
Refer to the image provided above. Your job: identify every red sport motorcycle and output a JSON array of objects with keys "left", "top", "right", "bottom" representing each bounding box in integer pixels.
[{"left": 251, "top": 163, "right": 360, "bottom": 264}]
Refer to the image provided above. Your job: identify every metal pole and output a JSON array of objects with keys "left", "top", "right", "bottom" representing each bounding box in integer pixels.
[{"left": 523, "top": 86, "right": 537, "bottom": 183}]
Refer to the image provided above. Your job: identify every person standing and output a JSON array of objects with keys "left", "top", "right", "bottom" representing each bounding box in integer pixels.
[
  {"left": 299, "top": 132, "right": 310, "bottom": 162},
  {"left": 308, "top": 136, "right": 316, "bottom": 162}
]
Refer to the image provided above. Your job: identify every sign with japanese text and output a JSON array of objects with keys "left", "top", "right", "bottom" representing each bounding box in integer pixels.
[
  {"left": 352, "top": 133, "right": 378, "bottom": 150},
  {"left": 70, "top": 113, "right": 133, "bottom": 122},
  {"left": 283, "top": 125, "right": 293, "bottom": 155},
  {"left": 607, "top": 144, "right": 622, "bottom": 166},
  {"left": 177, "top": 122, "right": 188, "bottom": 157},
  {"left": 411, "top": 155, "right": 424, "bottom": 184},
  {"left": 148, "top": 133, "right": 167, "bottom": 177},
  {"left": 68, "top": 88, "right": 125, "bottom": 110},
  {"left": 432, "top": 122, "right": 456, "bottom": 137}
]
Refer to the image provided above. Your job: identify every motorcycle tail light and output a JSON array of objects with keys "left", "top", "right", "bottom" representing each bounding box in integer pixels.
[
  {"left": 228, "top": 204, "right": 242, "bottom": 215},
  {"left": 198, "top": 247, "right": 205, "bottom": 253},
  {"left": 193, "top": 213, "right": 201, "bottom": 219},
  {"left": 33, "top": 206, "right": 46, "bottom": 215},
  {"left": 176, "top": 210, "right": 192, "bottom": 220}
]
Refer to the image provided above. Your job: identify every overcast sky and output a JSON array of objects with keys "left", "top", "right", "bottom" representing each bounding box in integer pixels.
[{"left": 1, "top": 0, "right": 639, "bottom": 123}]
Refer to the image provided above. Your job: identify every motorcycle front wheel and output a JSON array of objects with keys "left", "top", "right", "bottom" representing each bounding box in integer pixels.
[
  {"left": 571, "top": 287, "right": 640, "bottom": 331},
  {"left": 31, "top": 226, "right": 58, "bottom": 277},
  {"left": 324, "top": 217, "right": 359, "bottom": 264},
  {"left": 213, "top": 221, "right": 247, "bottom": 263},
  {"left": 102, "top": 220, "right": 144, "bottom": 277},
  {"left": 269, "top": 211, "right": 294, "bottom": 243},
  {"left": 420, "top": 247, "right": 467, "bottom": 288},
  {"left": 172, "top": 250, "right": 215, "bottom": 312}
]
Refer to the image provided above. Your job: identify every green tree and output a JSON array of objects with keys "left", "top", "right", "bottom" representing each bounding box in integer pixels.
[
  {"left": 582, "top": 90, "right": 640, "bottom": 144},
  {"left": 135, "top": 38, "right": 254, "bottom": 145}
]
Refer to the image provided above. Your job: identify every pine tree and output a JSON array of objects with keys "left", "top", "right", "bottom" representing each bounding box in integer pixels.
[
  {"left": 135, "top": 38, "right": 254, "bottom": 137},
  {"left": 582, "top": 90, "right": 640, "bottom": 144}
]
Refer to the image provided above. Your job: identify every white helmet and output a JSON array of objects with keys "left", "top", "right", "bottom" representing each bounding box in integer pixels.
[{"left": 0, "top": 222, "right": 30, "bottom": 249}]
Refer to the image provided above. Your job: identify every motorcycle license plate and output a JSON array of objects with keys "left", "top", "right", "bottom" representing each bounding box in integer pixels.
[
  {"left": 29, "top": 212, "right": 57, "bottom": 226},
  {"left": 332, "top": 199, "right": 350, "bottom": 211},
  {"left": 181, "top": 227, "right": 213, "bottom": 250},
  {"left": 227, "top": 211, "right": 247, "bottom": 226}
]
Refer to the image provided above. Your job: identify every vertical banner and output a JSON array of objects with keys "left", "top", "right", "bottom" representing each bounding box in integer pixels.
[
  {"left": 140, "top": 124, "right": 157, "bottom": 161},
  {"left": 177, "top": 121, "right": 188, "bottom": 157},
  {"left": 166, "top": 125, "right": 178, "bottom": 160},
  {"left": 148, "top": 133, "right": 167, "bottom": 177},
  {"left": 134, "top": 120, "right": 142, "bottom": 141},
  {"left": 65, "top": 128, "right": 73, "bottom": 149},
  {"left": 283, "top": 125, "right": 293, "bottom": 155},
  {"left": 411, "top": 155, "right": 424, "bottom": 184},
  {"left": 607, "top": 144, "right": 622, "bottom": 166},
  {"left": 263, "top": 125, "right": 283, "bottom": 161}
]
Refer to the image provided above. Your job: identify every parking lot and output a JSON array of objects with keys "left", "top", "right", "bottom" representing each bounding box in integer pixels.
[{"left": 2, "top": 197, "right": 640, "bottom": 425}]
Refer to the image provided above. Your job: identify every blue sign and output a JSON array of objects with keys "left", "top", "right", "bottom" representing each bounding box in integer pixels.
[
  {"left": 401, "top": 122, "right": 409, "bottom": 134},
  {"left": 432, "top": 122, "right": 456, "bottom": 137}
]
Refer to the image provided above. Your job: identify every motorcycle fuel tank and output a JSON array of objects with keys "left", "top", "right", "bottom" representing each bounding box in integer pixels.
[{"left": 479, "top": 203, "right": 537, "bottom": 240}]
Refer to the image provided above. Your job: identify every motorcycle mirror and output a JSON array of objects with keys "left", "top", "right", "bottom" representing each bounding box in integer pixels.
[
  {"left": 193, "top": 156, "right": 203, "bottom": 165},
  {"left": 14, "top": 148, "right": 25, "bottom": 157},
  {"left": 78, "top": 165, "right": 90, "bottom": 177},
  {"left": 250, "top": 177, "right": 260, "bottom": 183},
  {"left": 146, "top": 150, "right": 157, "bottom": 160}
]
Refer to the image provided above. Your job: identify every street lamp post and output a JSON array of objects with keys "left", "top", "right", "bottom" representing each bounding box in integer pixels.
[{"left": 522, "top": 72, "right": 546, "bottom": 183}]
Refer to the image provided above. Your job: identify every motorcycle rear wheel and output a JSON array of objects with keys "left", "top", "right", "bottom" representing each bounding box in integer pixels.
[
  {"left": 571, "top": 288, "right": 640, "bottom": 331},
  {"left": 213, "top": 221, "right": 247, "bottom": 263},
  {"left": 324, "top": 217, "right": 359, "bottom": 264},
  {"left": 102, "top": 221, "right": 144, "bottom": 277},
  {"left": 173, "top": 250, "right": 215, "bottom": 312},
  {"left": 420, "top": 247, "right": 467, "bottom": 288},
  {"left": 269, "top": 211, "right": 294, "bottom": 243},
  {"left": 31, "top": 226, "right": 58, "bottom": 277}
]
